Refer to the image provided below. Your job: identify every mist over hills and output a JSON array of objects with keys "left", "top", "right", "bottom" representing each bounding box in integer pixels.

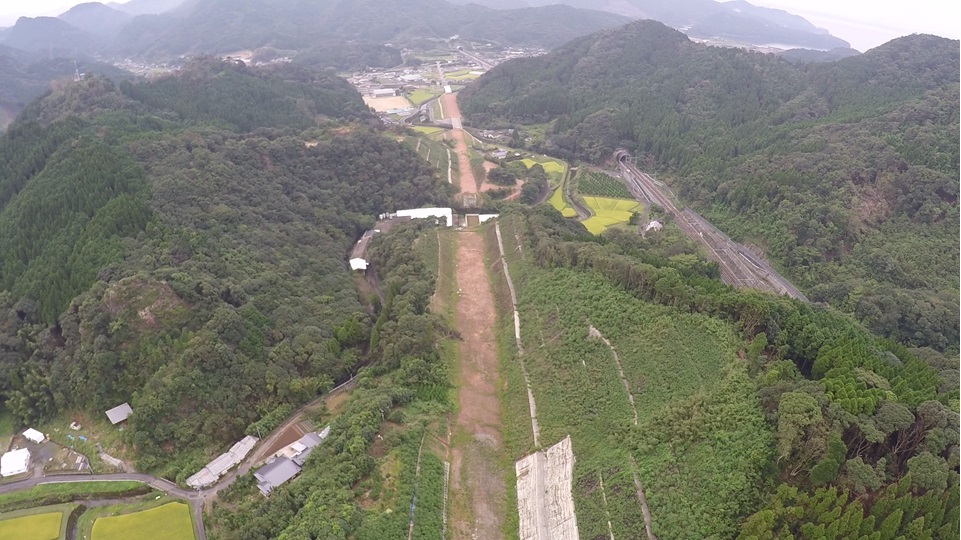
[
  {"left": 447, "top": 0, "right": 851, "bottom": 50},
  {"left": 0, "top": 0, "right": 628, "bottom": 61}
]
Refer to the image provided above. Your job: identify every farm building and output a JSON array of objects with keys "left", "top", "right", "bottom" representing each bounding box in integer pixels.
[
  {"left": 105, "top": 402, "right": 133, "bottom": 425},
  {"left": 186, "top": 435, "right": 259, "bottom": 489},
  {"left": 397, "top": 207, "right": 453, "bottom": 226},
  {"left": 0, "top": 448, "right": 30, "bottom": 477},
  {"left": 23, "top": 428, "right": 45, "bottom": 444},
  {"left": 255, "top": 457, "right": 301, "bottom": 496}
]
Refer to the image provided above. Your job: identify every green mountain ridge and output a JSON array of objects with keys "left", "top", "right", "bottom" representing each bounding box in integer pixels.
[
  {"left": 0, "top": 59, "right": 448, "bottom": 474},
  {"left": 460, "top": 20, "right": 960, "bottom": 351}
]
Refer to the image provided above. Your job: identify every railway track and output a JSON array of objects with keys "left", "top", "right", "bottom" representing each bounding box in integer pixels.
[{"left": 614, "top": 150, "right": 808, "bottom": 302}]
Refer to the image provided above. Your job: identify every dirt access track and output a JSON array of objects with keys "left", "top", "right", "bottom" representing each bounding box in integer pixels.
[
  {"left": 449, "top": 230, "right": 507, "bottom": 539},
  {"left": 440, "top": 93, "right": 478, "bottom": 196}
]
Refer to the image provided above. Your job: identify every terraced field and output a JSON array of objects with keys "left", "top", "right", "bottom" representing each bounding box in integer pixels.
[
  {"left": 520, "top": 158, "right": 566, "bottom": 180},
  {"left": 580, "top": 196, "right": 641, "bottom": 234},
  {"left": 549, "top": 187, "right": 577, "bottom": 218}
]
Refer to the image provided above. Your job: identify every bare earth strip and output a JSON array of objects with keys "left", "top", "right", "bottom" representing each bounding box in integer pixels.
[
  {"left": 450, "top": 230, "right": 506, "bottom": 540},
  {"left": 515, "top": 436, "right": 579, "bottom": 540},
  {"left": 440, "top": 94, "right": 477, "bottom": 195}
]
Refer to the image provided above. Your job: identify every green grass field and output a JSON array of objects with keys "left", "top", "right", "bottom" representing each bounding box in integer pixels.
[
  {"left": 581, "top": 196, "right": 642, "bottom": 234},
  {"left": 91, "top": 502, "right": 193, "bottom": 540},
  {"left": 549, "top": 187, "right": 578, "bottom": 218},
  {"left": 407, "top": 89, "right": 440, "bottom": 106},
  {"left": 412, "top": 126, "right": 444, "bottom": 135},
  {"left": 0, "top": 481, "right": 149, "bottom": 512}
]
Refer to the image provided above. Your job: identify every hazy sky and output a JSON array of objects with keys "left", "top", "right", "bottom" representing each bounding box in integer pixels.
[
  {"left": 749, "top": 0, "right": 960, "bottom": 51},
  {"left": 1, "top": 0, "right": 959, "bottom": 51}
]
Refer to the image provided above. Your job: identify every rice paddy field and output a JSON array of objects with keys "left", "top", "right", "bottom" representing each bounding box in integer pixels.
[
  {"left": 0, "top": 505, "right": 73, "bottom": 540},
  {"left": 520, "top": 158, "right": 566, "bottom": 177},
  {"left": 549, "top": 187, "right": 578, "bottom": 218},
  {"left": 581, "top": 196, "right": 642, "bottom": 235},
  {"left": 91, "top": 502, "right": 193, "bottom": 540}
]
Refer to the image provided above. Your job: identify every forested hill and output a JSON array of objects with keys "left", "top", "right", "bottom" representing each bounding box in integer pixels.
[
  {"left": 0, "top": 60, "right": 449, "bottom": 476},
  {"left": 460, "top": 21, "right": 961, "bottom": 351}
]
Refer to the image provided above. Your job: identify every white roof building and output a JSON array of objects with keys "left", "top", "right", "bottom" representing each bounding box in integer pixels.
[
  {"left": 395, "top": 207, "right": 453, "bottom": 227},
  {"left": 22, "top": 428, "right": 45, "bottom": 444},
  {"left": 105, "top": 402, "right": 133, "bottom": 425},
  {"left": 350, "top": 258, "right": 368, "bottom": 271},
  {"left": 186, "top": 435, "right": 259, "bottom": 489},
  {"left": 645, "top": 220, "right": 663, "bottom": 233},
  {"left": 0, "top": 448, "right": 30, "bottom": 477}
]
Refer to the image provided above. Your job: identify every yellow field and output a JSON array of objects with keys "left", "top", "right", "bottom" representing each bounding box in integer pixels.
[
  {"left": 581, "top": 196, "right": 642, "bottom": 235},
  {"left": 412, "top": 126, "right": 444, "bottom": 135},
  {"left": 0, "top": 512, "right": 62, "bottom": 540},
  {"left": 407, "top": 89, "right": 440, "bottom": 105},
  {"left": 549, "top": 187, "right": 578, "bottom": 218},
  {"left": 521, "top": 158, "right": 566, "bottom": 175},
  {"left": 92, "top": 502, "right": 193, "bottom": 540}
]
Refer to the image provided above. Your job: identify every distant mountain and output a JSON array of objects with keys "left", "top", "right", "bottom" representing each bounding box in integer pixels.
[
  {"left": 0, "top": 16, "right": 99, "bottom": 56},
  {"left": 107, "top": 0, "right": 630, "bottom": 58},
  {"left": 0, "top": 48, "right": 130, "bottom": 129},
  {"left": 722, "top": 0, "right": 827, "bottom": 34},
  {"left": 106, "top": 0, "right": 187, "bottom": 16},
  {"left": 687, "top": 9, "right": 847, "bottom": 49},
  {"left": 448, "top": 0, "right": 850, "bottom": 50},
  {"left": 461, "top": 21, "right": 960, "bottom": 349},
  {"left": 59, "top": 2, "right": 132, "bottom": 38}
]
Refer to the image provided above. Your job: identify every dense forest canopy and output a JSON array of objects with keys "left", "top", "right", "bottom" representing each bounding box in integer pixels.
[
  {"left": 460, "top": 20, "right": 960, "bottom": 351},
  {"left": 0, "top": 60, "right": 449, "bottom": 477}
]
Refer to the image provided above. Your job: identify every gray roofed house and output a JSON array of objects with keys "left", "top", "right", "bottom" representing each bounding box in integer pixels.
[
  {"left": 255, "top": 457, "right": 301, "bottom": 496},
  {"left": 105, "top": 402, "right": 133, "bottom": 425},
  {"left": 292, "top": 426, "right": 332, "bottom": 466}
]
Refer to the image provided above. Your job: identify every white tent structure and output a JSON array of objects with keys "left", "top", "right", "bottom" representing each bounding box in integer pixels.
[
  {"left": 1, "top": 448, "right": 30, "bottom": 477},
  {"left": 22, "top": 428, "right": 45, "bottom": 444}
]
